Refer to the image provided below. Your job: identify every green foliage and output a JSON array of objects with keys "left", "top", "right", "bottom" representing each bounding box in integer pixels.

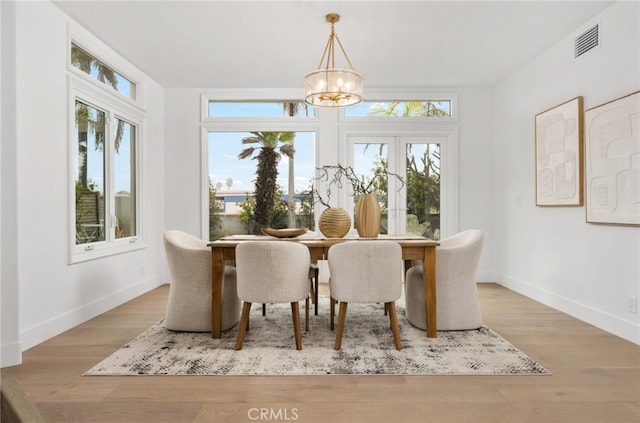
[
  {"left": 406, "top": 146, "right": 440, "bottom": 240},
  {"left": 363, "top": 100, "right": 443, "bottom": 239},
  {"left": 208, "top": 179, "right": 222, "bottom": 240},
  {"left": 75, "top": 179, "right": 97, "bottom": 224},
  {"left": 237, "top": 186, "right": 289, "bottom": 232},
  {"left": 367, "top": 101, "right": 449, "bottom": 117},
  {"left": 297, "top": 186, "right": 315, "bottom": 230}
]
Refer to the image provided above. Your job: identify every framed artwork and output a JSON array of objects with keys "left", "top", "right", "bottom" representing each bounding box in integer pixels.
[
  {"left": 535, "top": 97, "right": 584, "bottom": 206},
  {"left": 585, "top": 91, "right": 640, "bottom": 225}
]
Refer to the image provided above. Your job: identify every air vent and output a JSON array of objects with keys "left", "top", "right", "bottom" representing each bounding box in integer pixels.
[{"left": 575, "top": 24, "right": 599, "bottom": 58}]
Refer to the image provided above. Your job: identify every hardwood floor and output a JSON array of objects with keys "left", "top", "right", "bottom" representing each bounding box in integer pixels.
[{"left": 2, "top": 283, "right": 639, "bottom": 423}]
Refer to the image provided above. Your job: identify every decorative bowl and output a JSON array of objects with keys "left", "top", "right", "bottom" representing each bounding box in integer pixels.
[{"left": 262, "top": 227, "right": 309, "bottom": 238}]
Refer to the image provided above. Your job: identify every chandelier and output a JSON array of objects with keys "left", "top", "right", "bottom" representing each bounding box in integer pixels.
[{"left": 303, "top": 14, "right": 363, "bottom": 108}]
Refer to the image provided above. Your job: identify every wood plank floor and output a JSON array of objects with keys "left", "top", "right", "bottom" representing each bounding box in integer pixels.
[{"left": 2, "top": 283, "right": 639, "bottom": 423}]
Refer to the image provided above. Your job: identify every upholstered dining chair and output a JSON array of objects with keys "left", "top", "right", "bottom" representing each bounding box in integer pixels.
[
  {"left": 234, "top": 241, "right": 311, "bottom": 351},
  {"left": 405, "top": 229, "right": 484, "bottom": 331},
  {"left": 163, "top": 230, "right": 241, "bottom": 332},
  {"left": 328, "top": 240, "right": 403, "bottom": 351}
]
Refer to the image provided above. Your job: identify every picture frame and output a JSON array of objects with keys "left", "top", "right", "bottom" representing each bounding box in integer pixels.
[
  {"left": 535, "top": 97, "right": 584, "bottom": 206},
  {"left": 585, "top": 90, "right": 640, "bottom": 226}
]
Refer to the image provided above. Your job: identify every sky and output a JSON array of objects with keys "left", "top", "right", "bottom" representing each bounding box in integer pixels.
[{"left": 208, "top": 131, "right": 317, "bottom": 194}]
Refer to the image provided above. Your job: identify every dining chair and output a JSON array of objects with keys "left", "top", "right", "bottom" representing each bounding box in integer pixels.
[
  {"left": 234, "top": 241, "right": 311, "bottom": 350},
  {"left": 405, "top": 230, "right": 484, "bottom": 330},
  {"left": 261, "top": 265, "right": 317, "bottom": 319},
  {"left": 328, "top": 240, "right": 403, "bottom": 351},
  {"left": 163, "top": 230, "right": 241, "bottom": 332}
]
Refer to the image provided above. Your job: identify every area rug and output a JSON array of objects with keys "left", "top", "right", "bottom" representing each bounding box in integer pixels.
[{"left": 85, "top": 298, "right": 550, "bottom": 376}]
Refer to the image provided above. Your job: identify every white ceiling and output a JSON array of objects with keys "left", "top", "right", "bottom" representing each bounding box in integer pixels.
[{"left": 52, "top": 0, "right": 614, "bottom": 89}]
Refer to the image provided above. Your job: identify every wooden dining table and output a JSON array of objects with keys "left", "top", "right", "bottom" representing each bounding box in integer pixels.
[{"left": 208, "top": 233, "right": 439, "bottom": 339}]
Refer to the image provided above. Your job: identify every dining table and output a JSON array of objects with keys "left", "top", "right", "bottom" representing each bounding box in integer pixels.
[{"left": 208, "top": 232, "right": 439, "bottom": 339}]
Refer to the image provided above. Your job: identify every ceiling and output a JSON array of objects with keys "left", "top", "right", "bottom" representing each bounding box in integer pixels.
[{"left": 52, "top": 1, "right": 614, "bottom": 89}]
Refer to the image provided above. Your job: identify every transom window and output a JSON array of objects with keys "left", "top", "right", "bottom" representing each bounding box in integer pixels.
[
  {"left": 71, "top": 43, "right": 137, "bottom": 100},
  {"left": 344, "top": 100, "right": 452, "bottom": 118},
  {"left": 208, "top": 101, "right": 315, "bottom": 118}
]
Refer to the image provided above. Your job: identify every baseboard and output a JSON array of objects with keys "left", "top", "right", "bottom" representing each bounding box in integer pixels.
[
  {"left": 477, "top": 270, "right": 495, "bottom": 283},
  {"left": 497, "top": 273, "right": 640, "bottom": 345},
  {"left": 19, "top": 277, "right": 165, "bottom": 352}
]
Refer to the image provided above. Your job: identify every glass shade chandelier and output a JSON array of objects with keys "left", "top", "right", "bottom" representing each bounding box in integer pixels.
[{"left": 304, "top": 14, "right": 363, "bottom": 108}]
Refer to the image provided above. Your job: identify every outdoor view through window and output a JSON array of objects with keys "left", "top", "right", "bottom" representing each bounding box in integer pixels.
[
  {"left": 72, "top": 43, "right": 138, "bottom": 249},
  {"left": 208, "top": 101, "right": 445, "bottom": 241}
]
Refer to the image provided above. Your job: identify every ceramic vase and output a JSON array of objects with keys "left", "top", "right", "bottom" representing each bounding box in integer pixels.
[
  {"left": 355, "top": 193, "right": 381, "bottom": 238},
  {"left": 318, "top": 207, "right": 351, "bottom": 238}
]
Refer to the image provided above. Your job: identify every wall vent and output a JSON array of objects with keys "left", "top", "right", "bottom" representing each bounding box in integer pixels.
[{"left": 575, "top": 24, "right": 599, "bottom": 58}]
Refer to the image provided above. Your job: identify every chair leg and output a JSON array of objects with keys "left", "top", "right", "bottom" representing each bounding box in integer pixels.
[
  {"left": 262, "top": 303, "right": 266, "bottom": 316},
  {"left": 305, "top": 297, "right": 310, "bottom": 332},
  {"left": 313, "top": 268, "right": 319, "bottom": 315},
  {"left": 386, "top": 301, "right": 402, "bottom": 351},
  {"left": 309, "top": 279, "right": 316, "bottom": 305},
  {"left": 291, "top": 302, "right": 302, "bottom": 350},
  {"left": 235, "top": 302, "right": 252, "bottom": 350},
  {"left": 330, "top": 297, "right": 336, "bottom": 330},
  {"left": 334, "top": 301, "right": 348, "bottom": 350}
]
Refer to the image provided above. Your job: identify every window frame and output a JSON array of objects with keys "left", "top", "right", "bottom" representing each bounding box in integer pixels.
[
  {"left": 200, "top": 90, "right": 319, "bottom": 123},
  {"left": 200, "top": 88, "right": 458, "bottom": 239},
  {"left": 341, "top": 89, "right": 458, "bottom": 122},
  {"left": 67, "top": 30, "right": 146, "bottom": 264},
  {"left": 342, "top": 127, "right": 458, "bottom": 239},
  {"left": 200, "top": 121, "right": 321, "bottom": 240},
  {"left": 70, "top": 42, "right": 138, "bottom": 101},
  {"left": 67, "top": 24, "right": 144, "bottom": 111}
]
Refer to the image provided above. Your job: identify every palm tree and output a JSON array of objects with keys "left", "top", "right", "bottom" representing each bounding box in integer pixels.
[
  {"left": 239, "top": 131, "right": 295, "bottom": 234},
  {"left": 368, "top": 101, "right": 449, "bottom": 118},
  {"left": 74, "top": 101, "right": 106, "bottom": 186},
  {"left": 71, "top": 44, "right": 125, "bottom": 186},
  {"left": 281, "top": 103, "right": 308, "bottom": 227}
]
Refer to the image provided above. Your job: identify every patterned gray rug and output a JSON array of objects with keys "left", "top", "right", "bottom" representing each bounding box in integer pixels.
[{"left": 85, "top": 298, "right": 550, "bottom": 376}]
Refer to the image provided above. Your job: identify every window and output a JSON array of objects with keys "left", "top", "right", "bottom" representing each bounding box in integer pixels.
[
  {"left": 208, "top": 101, "right": 314, "bottom": 118},
  {"left": 344, "top": 100, "right": 452, "bottom": 118},
  {"left": 203, "top": 92, "right": 457, "bottom": 241},
  {"left": 71, "top": 43, "right": 136, "bottom": 100},
  {"left": 207, "top": 130, "right": 316, "bottom": 240},
  {"left": 69, "top": 38, "right": 144, "bottom": 263},
  {"left": 348, "top": 137, "right": 442, "bottom": 239}
]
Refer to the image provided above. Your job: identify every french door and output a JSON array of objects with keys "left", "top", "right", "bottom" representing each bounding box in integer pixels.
[{"left": 345, "top": 133, "right": 454, "bottom": 240}]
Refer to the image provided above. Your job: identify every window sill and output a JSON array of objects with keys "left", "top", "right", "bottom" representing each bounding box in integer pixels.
[{"left": 69, "top": 239, "right": 146, "bottom": 264}]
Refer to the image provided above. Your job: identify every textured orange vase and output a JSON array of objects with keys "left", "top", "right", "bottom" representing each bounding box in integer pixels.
[
  {"left": 318, "top": 207, "right": 351, "bottom": 238},
  {"left": 355, "top": 194, "right": 381, "bottom": 238}
]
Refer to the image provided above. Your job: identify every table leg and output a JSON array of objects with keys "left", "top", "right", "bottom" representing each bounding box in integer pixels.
[
  {"left": 424, "top": 246, "right": 437, "bottom": 338},
  {"left": 211, "top": 248, "right": 224, "bottom": 339}
]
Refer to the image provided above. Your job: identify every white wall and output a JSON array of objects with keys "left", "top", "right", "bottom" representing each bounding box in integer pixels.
[
  {"left": 493, "top": 1, "right": 640, "bottom": 344},
  {"left": 1, "top": 1, "right": 167, "bottom": 366},
  {"left": 1, "top": 0, "right": 22, "bottom": 366},
  {"left": 164, "top": 89, "right": 204, "bottom": 235},
  {"left": 458, "top": 87, "right": 495, "bottom": 281}
]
